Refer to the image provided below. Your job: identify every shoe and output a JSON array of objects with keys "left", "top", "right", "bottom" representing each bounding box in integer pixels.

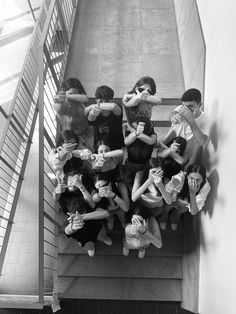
[
  {"left": 171, "top": 223, "right": 178, "bottom": 231},
  {"left": 87, "top": 248, "right": 95, "bottom": 257},
  {"left": 138, "top": 248, "right": 145, "bottom": 259},
  {"left": 123, "top": 247, "right": 129, "bottom": 256},
  {"left": 160, "top": 222, "right": 167, "bottom": 230},
  {"left": 102, "top": 236, "right": 113, "bottom": 246}
]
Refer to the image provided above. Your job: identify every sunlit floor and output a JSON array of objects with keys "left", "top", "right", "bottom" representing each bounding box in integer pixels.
[{"left": 0, "top": 0, "right": 42, "bottom": 295}]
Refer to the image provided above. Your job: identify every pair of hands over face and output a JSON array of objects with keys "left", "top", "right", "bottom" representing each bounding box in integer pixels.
[
  {"left": 67, "top": 211, "right": 84, "bottom": 231},
  {"left": 149, "top": 168, "right": 163, "bottom": 187},
  {"left": 171, "top": 105, "right": 195, "bottom": 125},
  {"left": 97, "top": 185, "right": 114, "bottom": 199},
  {"left": 55, "top": 174, "right": 83, "bottom": 193},
  {"left": 130, "top": 215, "right": 147, "bottom": 234}
]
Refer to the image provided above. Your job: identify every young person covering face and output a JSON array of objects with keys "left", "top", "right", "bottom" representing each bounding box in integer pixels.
[
  {"left": 53, "top": 78, "right": 93, "bottom": 150},
  {"left": 123, "top": 207, "right": 162, "bottom": 259},
  {"left": 122, "top": 76, "right": 161, "bottom": 125},
  {"left": 85, "top": 85, "right": 124, "bottom": 150},
  {"left": 164, "top": 88, "right": 211, "bottom": 167},
  {"left": 92, "top": 173, "right": 129, "bottom": 230},
  {"left": 163, "top": 163, "right": 211, "bottom": 230},
  {"left": 131, "top": 158, "right": 172, "bottom": 219}
]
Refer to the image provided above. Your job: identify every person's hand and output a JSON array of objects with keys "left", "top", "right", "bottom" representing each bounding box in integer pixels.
[
  {"left": 79, "top": 149, "right": 92, "bottom": 160},
  {"left": 151, "top": 168, "right": 163, "bottom": 187},
  {"left": 59, "top": 91, "right": 66, "bottom": 103},
  {"left": 68, "top": 211, "right": 84, "bottom": 230},
  {"left": 61, "top": 143, "right": 77, "bottom": 153},
  {"left": 140, "top": 88, "right": 150, "bottom": 101},
  {"left": 166, "top": 178, "right": 181, "bottom": 193},
  {"left": 131, "top": 215, "right": 147, "bottom": 234},
  {"left": 136, "top": 122, "right": 145, "bottom": 136},
  {"left": 91, "top": 105, "right": 101, "bottom": 117},
  {"left": 94, "top": 156, "right": 105, "bottom": 168},
  {"left": 105, "top": 186, "right": 115, "bottom": 199},
  {"left": 54, "top": 182, "right": 67, "bottom": 194},
  {"left": 53, "top": 94, "right": 60, "bottom": 103},
  {"left": 170, "top": 142, "right": 180, "bottom": 153},
  {"left": 67, "top": 174, "right": 83, "bottom": 189},
  {"left": 131, "top": 215, "right": 143, "bottom": 225},
  {"left": 170, "top": 112, "right": 183, "bottom": 124},
  {"left": 98, "top": 186, "right": 108, "bottom": 198},
  {"left": 181, "top": 105, "right": 195, "bottom": 124},
  {"left": 188, "top": 177, "right": 200, "bottom": 194}
]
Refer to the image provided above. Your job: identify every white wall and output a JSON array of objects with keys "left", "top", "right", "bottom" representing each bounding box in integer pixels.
[{"left": 197, "top": 1, "right": 236, "bottom": 314}]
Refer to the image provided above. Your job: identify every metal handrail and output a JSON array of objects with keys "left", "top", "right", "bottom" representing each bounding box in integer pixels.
[
  {"left": 38, "top": 0, "right": 78, "bottom": 306},
  {"left": 0, "top": 0, "right": 79, "bottom": 308}
]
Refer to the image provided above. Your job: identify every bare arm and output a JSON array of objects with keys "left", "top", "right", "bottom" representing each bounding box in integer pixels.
[
  {"left": 146, "top": 94, "right": 161, "bottom": 105},
  {"left": 115, "top": 182, "right": 130, "bottom": 212},
  {"left": 124, "top": 130, "right": 138, "bottom": 146},
  {"left": 122, "top": 93, "right": 140, "bottom": 108},
  {"left": 132, "top": 172, "right": 152, "bottom": 202},
  {"left": 81, "top": 208, "right": 109, "bottom": 220},
  {"left": 137, "top": 133, "right": 157, "bottom": 145},
  {"left": 66, "top": 93, "right": 88, "bottom": 103}
]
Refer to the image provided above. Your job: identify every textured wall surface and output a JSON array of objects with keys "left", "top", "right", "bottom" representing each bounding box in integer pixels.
[
  {"left": 173, "top": 0, "right": 205, "bottom": 97},
  {"left": 65, "top": 0, "right": 185, "bottom": 98}
]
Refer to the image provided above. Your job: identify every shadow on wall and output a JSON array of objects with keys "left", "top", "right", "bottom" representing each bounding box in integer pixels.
[{"left": 200, "top": 99, "right": 228, "bottom": 251}]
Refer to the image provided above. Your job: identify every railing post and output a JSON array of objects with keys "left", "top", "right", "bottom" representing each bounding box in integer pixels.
[{"left": 38, "top": 40, "right": 45, "bottom": 305}]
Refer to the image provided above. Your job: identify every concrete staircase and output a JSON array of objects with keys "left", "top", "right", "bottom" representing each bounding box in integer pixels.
[
  {"left": 55, "top": 211, "right": 183, "bottom": 301},
  {"left": 54, "top": 0, "right": 186, "bottom": 305}
]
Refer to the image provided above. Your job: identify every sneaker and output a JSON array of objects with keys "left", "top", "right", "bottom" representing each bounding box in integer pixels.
[
  {"left": 160, "top": 222, "right": 167, "bottom": 230},
  {"left": 171, "top": 223, "right": 178, "bottom": 231},
  {"left": 123, "top": 247, "right": 129, "bottom": 256},
  {"left": 101, "top": 236, "right": 113, "bottom": 246},
  {"left": 138, "top": 248, "right": 145, "bottom": 259},
  {"left": 87, "top": 248, "right": 95, "bottom": 257}
]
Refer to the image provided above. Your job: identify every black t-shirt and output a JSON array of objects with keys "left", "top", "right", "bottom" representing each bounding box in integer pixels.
[
  {"left": 126, "top": 127, "right": 156, "bottom": 164},
  {"left": 89, "top": 107, "right": 124, "bottom": 150}
]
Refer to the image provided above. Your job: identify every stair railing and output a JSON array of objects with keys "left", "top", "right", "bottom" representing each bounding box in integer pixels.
[
  {"left": 0, "top": 0, "right": 78, "bottom": 308},
  {"left": 38, "top": 0, "right": 78, "bottom": 306}
]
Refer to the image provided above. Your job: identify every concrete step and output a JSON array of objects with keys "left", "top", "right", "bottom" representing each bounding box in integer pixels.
[
  {"left": 55, "top": 277, "right": 182, "bottom": 301},
  {"left": 58, "top": 255, "right": 182, "bottom": 279},
  {"left": 59, "top": 232, "right": 183, "bottom": 256}
]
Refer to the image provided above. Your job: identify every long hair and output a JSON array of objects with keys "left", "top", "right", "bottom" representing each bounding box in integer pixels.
[
  {"left": 179, "top": 163, "right": 207, "bottom": 201},
  {"left": 61, "top": 77, "right": 86, "bottom": 95},
  {"left": 130, "top": 76, "right": 156, "bottom": 95}
]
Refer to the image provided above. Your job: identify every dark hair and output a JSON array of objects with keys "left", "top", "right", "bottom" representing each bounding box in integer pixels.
[
  {"left": 61, "top": 78, "right": 86, "bottom": 95},
  {"left": 60, "top": 194, "right": 90, "bottom": 215},
  {"left": 93, "top": 173, "right": 120, "bottom": 205},
  {"left": 131, "top": 76, "right": 156, "bottom": 95},
  {"left": 94, "top": 140, "right": 110, "bottom": 153},
  {"left": 56, "top": 130, "right": 80, "bottom": 148},
  {"left": 181, "top": 88, "right": 201, "bottom": 104},
  {"left": 63, "top": 157, "right": 83, "bottom": 174},
  {"left": 95, "top": 85, "right": 114, "bottom": 102},
  {"left": 166, "top": 136, "right": 187, "bottom": 156},
  {"left": 135, "top": 116, "right": 153, "bottom": 135},
  {"left": 179, "top": 163, "right": 206, "bottom": 201}
]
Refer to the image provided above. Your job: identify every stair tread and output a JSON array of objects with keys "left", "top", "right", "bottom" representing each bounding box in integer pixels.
[
  {"left": 55, "top": 277, "right": 182, "bottom": 301},
  {"left": 59, "top": 232, "right": 183, "bottom": 256},
  {"left": 58, "top": 255, "right": 183, "bottom": 278}
]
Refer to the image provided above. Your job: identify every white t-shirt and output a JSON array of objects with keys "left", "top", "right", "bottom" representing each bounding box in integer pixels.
[
  {"left": 171, "top": 105, "right": 211, "bottom": 141},
  {"left": 187, "top": 180, "right": 211, "bottom": 213}
]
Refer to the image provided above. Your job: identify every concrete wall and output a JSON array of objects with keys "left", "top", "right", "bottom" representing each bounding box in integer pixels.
[
  {"left": 173, "top": 0, "right": 205, "bottom": 96},
  {"left": 196, "top": 1, "right": 236, "bottom": 314}
]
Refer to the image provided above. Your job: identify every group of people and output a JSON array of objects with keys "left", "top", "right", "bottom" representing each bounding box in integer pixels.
[{"left": 49, "top": 76, "right": 211, "bottom": 259}]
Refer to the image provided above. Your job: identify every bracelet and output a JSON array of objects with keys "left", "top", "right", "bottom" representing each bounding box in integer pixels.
[
  {"left": 142, "top": 228, "right": 148, "bottom": 234},
  {"left": 111, "top": 193, "right": 117, "bottom": 200}
]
